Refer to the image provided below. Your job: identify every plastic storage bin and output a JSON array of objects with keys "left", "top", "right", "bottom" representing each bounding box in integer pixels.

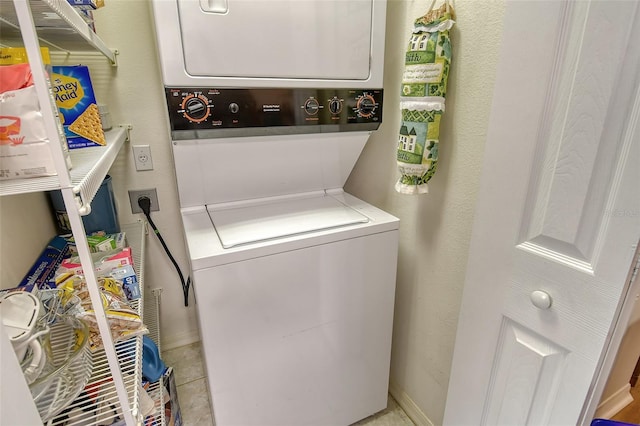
[
  {"left": 49, "top": 175, "right": 120, "bottom": 234},
  {"left": 591, "top": 419, "right": 639, "bottom": 426}
]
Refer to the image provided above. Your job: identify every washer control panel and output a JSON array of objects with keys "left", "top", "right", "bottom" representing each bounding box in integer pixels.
[{"left": 165, "top": 88, "right": 383, "bottom": 132}]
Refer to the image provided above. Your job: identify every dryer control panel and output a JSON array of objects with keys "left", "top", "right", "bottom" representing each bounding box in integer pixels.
[{"left": 165, "top": 88, "right": 383, "bottom": 138}]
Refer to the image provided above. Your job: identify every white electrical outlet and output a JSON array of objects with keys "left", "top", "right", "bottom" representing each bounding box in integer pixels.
[{"left": 133, "top": 145, "right": 153, "bottom": 171}]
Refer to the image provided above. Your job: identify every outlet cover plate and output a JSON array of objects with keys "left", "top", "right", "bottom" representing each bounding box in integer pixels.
[
  {"left": 133, "top": 145, "right": 153, "bottom": 171},
  {"left": 129, "top": 189, "right": 160, "bottom": 214}
]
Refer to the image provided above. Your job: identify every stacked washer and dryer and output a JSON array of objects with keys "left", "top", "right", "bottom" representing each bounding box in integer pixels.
[{"left": 151, "top": 1, "right": 399, "bottom": 425}]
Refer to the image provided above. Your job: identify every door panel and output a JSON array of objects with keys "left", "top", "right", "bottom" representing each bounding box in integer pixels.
[
  {"left": 520, "top": 1, "right": 636, "bottom": 266},
  {"left": 444, "top": 1, "right": 640, "bottom": 424},
  {"left": 484, "top": 319, "right": 568, "bottom": 426},
  {"left": 176, "top": 0, "right": 373, "bottom": 80}
]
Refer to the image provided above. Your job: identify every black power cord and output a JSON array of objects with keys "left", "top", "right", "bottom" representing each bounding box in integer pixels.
[{"left": 138, "top": 196, "right": 191, "bottom": 307}]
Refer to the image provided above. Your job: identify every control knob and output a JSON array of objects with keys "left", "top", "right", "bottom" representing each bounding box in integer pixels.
[
  {"left": 329, "top": 98, "right": 343, "bottom": 115},
  {"left": 356, "top": 94, "right": 377, "bottom": 118},
  {"left": 304, "top": 98, "right": 320, "bottom": 115},
  {"left": 181, "top": 94, "right": 211, "bottom": 123}
]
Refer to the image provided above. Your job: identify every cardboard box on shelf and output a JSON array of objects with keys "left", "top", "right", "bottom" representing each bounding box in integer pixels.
[
  {"left": 51, "top": 65, "right": 106, "bottom": 149},
  {"left": 164, "top": 368, "right": 183, "bottom": 426},
  {"left": 142, "top": 367, "right": 183, "bottom": 426},
  {"left": 66, "top": 0, "right": 104, "bottom": 10},
  {"left": 17, "top": 236, "right": 71, "bottom": 291},
  {"left": 85, "top": 232, "right": 126, "bottom": 253},
  {"left": 111, "top": 265, "right": 140, "bottom": 301},
  {"left": 58, "top": 246, "right": 133, "bottom": 276},
  {"left": 78, "top": 9, "right": 96, "bottom": 32}
]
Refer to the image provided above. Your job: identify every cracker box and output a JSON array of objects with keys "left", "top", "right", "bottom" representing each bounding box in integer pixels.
[{"left": 51, "top": 65, "right": 106, "bottom": 149}]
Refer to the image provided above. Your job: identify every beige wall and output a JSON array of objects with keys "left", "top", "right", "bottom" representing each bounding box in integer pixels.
[
  {"left": 92, "top": 1, "right": 200, "bottom": 348},
  {"left": 0, "top": 193, "right": 56, "bottom": 287},
  {"left": 346, "top": 1, "right": 505, "bottom": 423}
]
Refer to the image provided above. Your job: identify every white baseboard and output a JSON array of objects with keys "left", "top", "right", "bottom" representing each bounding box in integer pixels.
[
  {"left": 161, "top": 329, "right": 201, "bottom": 351},
  {"left": 389, "top": 380, "right": 435, "bottom": 426},
  {"left": 595, "top": 383, "right": 634, "bottom": 419}
]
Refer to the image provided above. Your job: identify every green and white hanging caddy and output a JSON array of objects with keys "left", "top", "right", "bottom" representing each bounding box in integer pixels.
[{"left": 396, "top": 0, "right": 455, "bottom": 194}]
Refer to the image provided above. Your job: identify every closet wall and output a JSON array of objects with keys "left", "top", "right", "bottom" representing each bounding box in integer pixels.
[{"left": 346, "top": 1, "right": 506, "bottom": 423}]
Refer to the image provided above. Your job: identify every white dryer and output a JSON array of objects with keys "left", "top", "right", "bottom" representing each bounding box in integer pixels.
[{"left": 151, "top": 2, "right": 398, "bottom": 425}]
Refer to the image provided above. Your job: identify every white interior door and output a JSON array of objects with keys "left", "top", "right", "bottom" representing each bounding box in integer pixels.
[{"left": 444, "top": 1, "right": 640, "bottom": 425}]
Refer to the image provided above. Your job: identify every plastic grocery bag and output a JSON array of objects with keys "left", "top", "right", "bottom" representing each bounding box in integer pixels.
[
  {"left": 396, "top": 1, "right": 455, "bottom": 194},
  {"left": 0, "top": 63, "right": 47, "bottom": 146}
]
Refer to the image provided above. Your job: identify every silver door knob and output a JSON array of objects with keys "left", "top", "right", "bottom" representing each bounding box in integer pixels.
[{"left": 530, "top": 290, "right": 552, "bottom": 310}]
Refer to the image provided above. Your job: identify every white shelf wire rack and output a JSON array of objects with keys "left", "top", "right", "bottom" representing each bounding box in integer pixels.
[
  {"left": 0, "top": 127, "right": 127, "bottom": 202},
  {"left": 1, "top": 1, "right": 140, "bottom": 424},
  {"left": 0, "top": 0, "right": 116, "bottom": 64},
  {"left": 31, "top": 317, "right": 94, "bottom": 423},
  {"left": 144, "top": 287, "right": 166, "bottom": 425},
  {"left": 43, "top": 222, "right": 146, "bottom": 426}
]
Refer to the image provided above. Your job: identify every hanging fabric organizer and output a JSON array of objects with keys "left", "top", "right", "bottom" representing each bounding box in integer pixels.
[{"left": 395, "top": 1, "right": 455, "bottom": 194}]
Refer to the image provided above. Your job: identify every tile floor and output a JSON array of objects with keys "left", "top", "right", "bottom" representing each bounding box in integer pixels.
[{"left": 162, "top": 342, "right": 414, "bottom": 426}]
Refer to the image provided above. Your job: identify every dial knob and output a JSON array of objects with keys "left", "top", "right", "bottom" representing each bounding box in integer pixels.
[
  {"left": 229, "top": 103, "right": 240, "bottom": 114},
  {"left": 181, "top": 94, "right": 210, "bottom": 123},
  {"left": 356, "top": 94, "right": 376, "bottom": 118},
  {"left": 304, "top": 98, "right": 320, "bottom": 115},
  {"left": 329, "top": 98, "right": 342, "bottom": 115}
]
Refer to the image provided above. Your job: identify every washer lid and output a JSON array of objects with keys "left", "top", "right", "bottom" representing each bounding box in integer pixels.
[{"left": 207, "top": 194, "right": 369, "bottom": 249}]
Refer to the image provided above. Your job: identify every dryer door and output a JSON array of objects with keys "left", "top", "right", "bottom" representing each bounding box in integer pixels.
[{"left": 176, "top": 0, "right": 373, "bottom": 80}]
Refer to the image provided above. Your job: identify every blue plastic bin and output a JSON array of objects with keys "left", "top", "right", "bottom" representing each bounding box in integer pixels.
[
  {"left": 591, "top": 419, "right": 639, "bottom": 426},
  {"left": 49, "top": 175, "right": 120, "bottom": 235}
]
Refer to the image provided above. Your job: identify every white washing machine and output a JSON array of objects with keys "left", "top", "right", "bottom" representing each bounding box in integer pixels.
[{"left": 151, "top": 1, "right": 398, "bottom": 425}]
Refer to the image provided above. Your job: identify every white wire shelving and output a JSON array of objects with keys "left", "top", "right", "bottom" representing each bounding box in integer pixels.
[
  {"left": 144, "top": 287, "right": 166, "bottom": 426},
  {"left": 0, "top": 0, "right": 117, "bottom": 64},
  {"left": 0, "top": 1, "right": 147, "bottom": 425},
  {"left": 43, "top": 222, "right": 147, "bottom": 426},
  {"left": 0, "top": 127, "right": 127, "bottom": 199}
]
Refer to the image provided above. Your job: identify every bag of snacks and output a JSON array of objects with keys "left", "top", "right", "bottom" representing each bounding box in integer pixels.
[{"left": 57, "top": 274, "right": 147, "bottom": 351}]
